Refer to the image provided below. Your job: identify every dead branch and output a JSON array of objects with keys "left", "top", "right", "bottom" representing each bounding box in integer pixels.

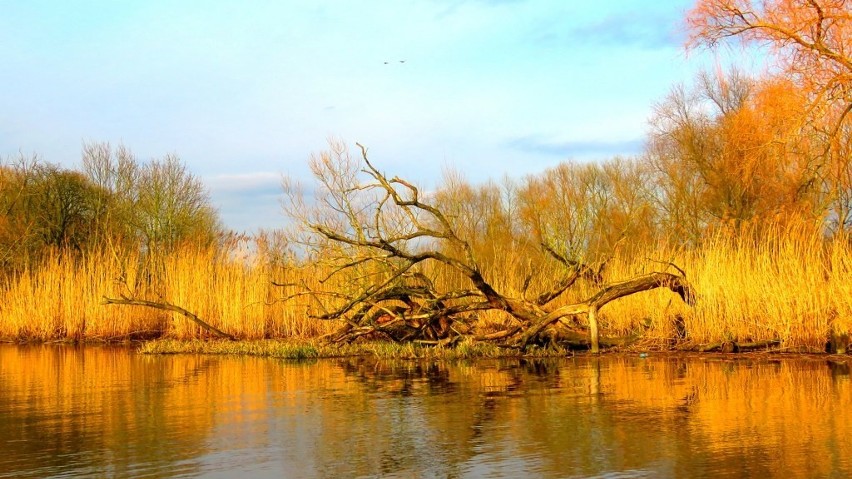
[
  {"left": 515, "top": 272, "right": 694, "bottom": 352},
  {"left": 102, "top": 296, "right": 236, "bottom": 340}
]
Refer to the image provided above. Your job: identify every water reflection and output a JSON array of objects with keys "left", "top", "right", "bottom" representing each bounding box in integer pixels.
[{"left": 0, "top": 346, "right": 849, "bottom": 478}]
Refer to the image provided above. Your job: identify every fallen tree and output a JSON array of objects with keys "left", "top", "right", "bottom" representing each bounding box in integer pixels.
[
  {"left": 102, "top": 295, "right": 237, "bottom": 340},
  {"left": 280, "top": 142, "right": 695, "bottom": 353}
]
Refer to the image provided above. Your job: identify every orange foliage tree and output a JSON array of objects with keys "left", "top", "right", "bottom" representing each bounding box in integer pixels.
[
  {"left": 688, "top": 0, "right": 851, "bottom": 119},
  {"left": 648, "top": 70, "right": 822, "bottom": 240},
  {"left": 688, "top": 0, "right": 852, "bottom": 231}
]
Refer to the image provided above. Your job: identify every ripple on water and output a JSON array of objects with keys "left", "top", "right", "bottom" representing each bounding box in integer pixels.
[{"left": 0, "top": 347, "right": 850, "bottom": 478}]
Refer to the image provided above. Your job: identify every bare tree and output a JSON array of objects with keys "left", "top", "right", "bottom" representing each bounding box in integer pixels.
[
  {"left": 81, "top": 142, "right": 221, "bottom": 254},
  {"left": 280, "top": 141, "right": 694, "bottom": 352},
  {"left": 135, "top": 155, "right": 220, "bottom": 253}
]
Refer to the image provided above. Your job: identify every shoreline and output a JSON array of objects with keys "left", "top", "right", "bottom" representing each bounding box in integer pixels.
[{"left": 2, "top": 338, "right": 848, "bottom": 361}]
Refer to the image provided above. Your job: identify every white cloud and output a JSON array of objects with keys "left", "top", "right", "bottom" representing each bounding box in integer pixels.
[{"left": 205, "top": 172, "right": 282, "bottom": 194}]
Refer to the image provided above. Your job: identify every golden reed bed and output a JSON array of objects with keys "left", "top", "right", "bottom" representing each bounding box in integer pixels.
[{"left": 1, "top": 224, "right": 850, "bottom": 352}]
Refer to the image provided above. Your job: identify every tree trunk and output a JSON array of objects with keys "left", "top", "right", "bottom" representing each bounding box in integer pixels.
[
  {"left": 589, "top": 305, "right": 600, "bottom": 354},
  {"left": 102, "top": 296, "right": 236, "bottom": 340}
]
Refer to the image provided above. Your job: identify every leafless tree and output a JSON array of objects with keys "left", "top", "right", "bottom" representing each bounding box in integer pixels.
[{"left": 280, "top": 141, "right": 694, "bottom": 352}]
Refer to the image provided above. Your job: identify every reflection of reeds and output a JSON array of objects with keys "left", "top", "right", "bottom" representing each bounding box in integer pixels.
[
  {"left": 1, "top": 223, "right": 851, "bottom": 348},
  {"left": 0, "top": 345, "right": 220, "bottom": 476},
  {"left": 593, "top": 356, "right": 852, "bottom": 478},
  {"left": 2, "top": 347, "right": 847, "bottom": 477}
]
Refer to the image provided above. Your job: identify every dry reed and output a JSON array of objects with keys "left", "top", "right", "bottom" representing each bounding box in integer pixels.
[{"left": 0, "top": 224, "right": 849, "bottom": 350}]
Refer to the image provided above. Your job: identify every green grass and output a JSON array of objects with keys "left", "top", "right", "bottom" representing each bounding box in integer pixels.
[{"left": 137, "top": 338, "right": 568, "bottom": 360}]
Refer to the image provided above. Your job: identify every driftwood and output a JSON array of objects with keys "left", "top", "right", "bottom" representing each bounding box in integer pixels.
[
  {"left": 100, "top": 144, "right": 696, "bottom": 349},
  {"left": 102, "top": 296, "right": 236, "bottom": 340},
  {"left": 697, "top": 339, "right": 782, "bottom": 353}
]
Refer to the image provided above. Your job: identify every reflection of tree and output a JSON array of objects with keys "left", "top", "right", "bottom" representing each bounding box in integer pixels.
[
  {"left": 2, "top": 347, "right": 851, "bottom": 477},
  {"left": 321, "top": 356, "right": 852, "bottom": 477},
  {"left": 310, "top": 359, "right": 469, "bottom": 477},
  {"left": 320, "top": 358, "right": 672, "bottom": 476}
]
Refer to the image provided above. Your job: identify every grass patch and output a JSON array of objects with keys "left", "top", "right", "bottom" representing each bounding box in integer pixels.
[
  {"left": 140, "top": 339, "right": 324, "bottom": 359},
  {"left": 137, "top": 337, "right": 566, "bottom": 360}
]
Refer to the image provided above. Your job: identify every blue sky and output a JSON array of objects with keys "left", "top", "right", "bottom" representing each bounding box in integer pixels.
[{"left": 1, "top": 0, "right": 731, "bottom": 231}]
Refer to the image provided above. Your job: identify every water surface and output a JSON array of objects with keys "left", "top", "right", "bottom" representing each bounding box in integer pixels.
[{"left": 1, "top": 345, "right": 849, "bottom": 478}]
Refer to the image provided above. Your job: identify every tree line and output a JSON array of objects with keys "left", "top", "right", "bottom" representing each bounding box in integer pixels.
[{"left": 0, "top": 143, "right": 221, "bottom": 275}]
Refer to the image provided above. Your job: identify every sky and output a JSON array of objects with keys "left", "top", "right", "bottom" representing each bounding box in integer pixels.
[{"left": 0, "top": 0, "right": 739, "bottom": 232}]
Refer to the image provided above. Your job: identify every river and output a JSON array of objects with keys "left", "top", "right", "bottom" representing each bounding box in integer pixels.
[{"left": 0, "top": 345, "right": 849, "bottom": 478}]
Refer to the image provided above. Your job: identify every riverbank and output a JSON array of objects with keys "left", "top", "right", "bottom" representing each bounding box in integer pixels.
[
  {"left": 3, "top": 333, "right": 849, "bottom": 359},
  {"left": 135, "top": 338, "right": 850, "bottom": 360},
  {"left": 3, "top": 330, "right": 848, "bottom": 359}
]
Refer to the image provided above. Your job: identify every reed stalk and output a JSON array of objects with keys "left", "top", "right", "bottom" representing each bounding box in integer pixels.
[{"left": 0, "top": 224, "right": 848, "bottom": 350}]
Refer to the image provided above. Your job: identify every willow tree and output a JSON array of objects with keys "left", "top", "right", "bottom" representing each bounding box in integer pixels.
[
  {"left": 688, "top": 0, "right": 852, "bottom": 231},
  {"left": 648, "top": 70, "right": 824, "bottom": 240},
  {"left": 281, "top": 141, "right": 694, "bottom": 352},
  {"left": 689, "top": 0, "right": 851, "bottom": 116}
]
